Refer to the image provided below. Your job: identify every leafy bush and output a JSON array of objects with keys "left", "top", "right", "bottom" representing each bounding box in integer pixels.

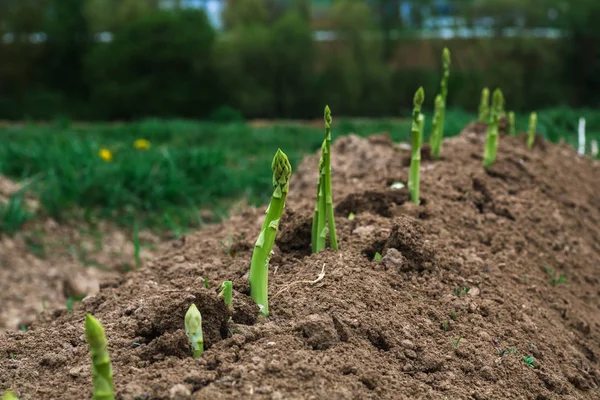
[{"left": 85, "top": 10, "right": 219, "bottom": 119}]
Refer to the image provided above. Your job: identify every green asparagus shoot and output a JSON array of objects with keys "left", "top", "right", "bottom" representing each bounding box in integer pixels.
[
  {"left": 249, "top": 149, "right": 292, "bottom": 316},
  {"left": 522, "top": 356, "right": 535, "bottom": 369},
  {"left": 2, "top": 391, "right": 19, "bottom": 400},
  {"left": 430, "top": 94, "right": 444, "bottom": 160},
  {"left": 451, "top": 336, "right": 462, "bottom": 351},
  {"left": 508, "top": 111, "right": 516, "bottom": 136},
  {"left": 84, "top": 314, "right": 115, "bottom": 400},
  {"left": 185, "top": 304, "right": 204, "bottom": 358},
  {"left": 311, "top": 153, "right": 324, "bottom": 253},
  {"left": 219, "top": 281, "right": 233, "bottom": 308},
  {"left": 373, "top": 252, "right": 382, "bottom": 262},
  {"left": 408, "top": 87, "right": 425, "bottom": 205},
  {"left": 430, "top": 48, "right": 450, "bottom": 160},
  {"left": 311, "top": 106, "right": 338, "bottom": 253},
  {"left": 483, "top": 88, "right": 504, "bottom": 169},
  {"left": 527, "top": 112, "right": 537, "bottom": 149},
  {"left": 478, "top": 87, "right": 490, "bottom": 123}
]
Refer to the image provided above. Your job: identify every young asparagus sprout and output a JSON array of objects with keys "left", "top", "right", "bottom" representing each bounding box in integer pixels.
[
  {"left": 430, "top": 48, "right": 450, "bottom": 160},
  {"left": 249, "top": 149, "right": 292, "bottom": 316},
  {"left": 578, "top": 117, "right": 586, "bottom": 155},
  {"left": 527, "top": 112, "right": 537, "bottom": 149},
  {"left": 508, "top": 111, "right": 516, "bottom": 136},
  {"left": 219, "top": 281, "right": 233, "bottom": 308},
  {"left": 483, "top": 89, "right": 504, "bottom": 169},
  {"left": 2, "top": 391, "right": 19, "bottom": 400},
  {"left": 185, "top": 304, "right": 204, "bottom": 358},
  {"left": 478, "top": 87, "right": 490, "bottom": 123},
  {"left": 84, "top": 313, "right": 115, "bottom": 400},
  {"left": 311, "top": 106, "right": 338, "bottom": 253},
  {"left": 430, "top": 94, "right": 444, "bottom": 160},
  {"left": 408, "top": 87, "right": 425, "bottom": 204}
]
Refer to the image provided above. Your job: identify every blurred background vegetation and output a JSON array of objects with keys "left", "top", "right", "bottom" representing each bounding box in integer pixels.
[
  {"left": 1, "top": 0, "right": 599, "bottom": 120},
  {"left": 1, "top": 0, "right": 599, "bottom": 235}
]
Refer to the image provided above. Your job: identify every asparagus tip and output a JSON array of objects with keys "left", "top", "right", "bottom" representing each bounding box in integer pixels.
[
  {"left": 324, "top": 105, "right": 332, "bottom": 125},
  {"left": 414, "top": 87, "right": 425, "bottom": 107},
  {"left": 443, "top": 47, "right": 451, "bottom": 65}
]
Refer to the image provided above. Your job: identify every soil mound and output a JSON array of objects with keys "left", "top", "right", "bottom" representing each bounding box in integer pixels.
[
  {"left": 1, "top": 127, "right": 600, "bottom": 399},
  {"left": 0, "top": 175, "right": 161, "bottom": 331}
]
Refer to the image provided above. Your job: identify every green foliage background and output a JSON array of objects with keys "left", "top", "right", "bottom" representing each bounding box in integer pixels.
[{"left": 1, "top": 0, "right": 600, "bottom": 120}]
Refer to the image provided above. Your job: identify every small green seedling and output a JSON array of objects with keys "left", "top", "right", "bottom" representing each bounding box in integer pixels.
[
  {"left": 462, "top": 287, "right": 470, "bottom": 294},
  {"left": 508, "top": 111, "right": 516, "bottom": 136},
  {"left": 219, "top": 281, "right": 233, "bottom": 308},
  {"left": 451, "top": 336, "right": 462, "bottom": 351},
  {"left": 203, "top": 277, "right": 209, "bottom": 289},
  {"left": 219, "top": 234, "right": 235, "bottom": 257},
  {"left": 185, "top": 304, "right": 204, "bottom": 358},
  {"left": 408, "top": 87, "right": 425, "bottom": 205},
  {"left": 442, "top": 320, "right": 448, "bottom": 332},
  {"left": 347, "top": 212, "right": 355, "bottom": 221},
  {"left": 483, "top": 88, "right": 504, "bottom": 169},
  {"left": 67, "top": 295, "right": 86, "bottom": 312},
  {"left": 522, "top": 356, "right": 535, "bottom": 369},
  {"left": 544, "top": 266, "right": 567, "bottom": 287},
  {"left": 312, "top": 106, "right": 338, "bottom": 253},
  {"left": 85, "top": 314, "right": 115, "bottom": 400},
  {"left": 2, "top": 391, "right": 19, "bottom": 400},
  {"left": 450, "top": 311, "right": 457, "bottom": 320},
  {"left": 249, "top": 149, "right": 292, "bottom": 316},
  {"left": 527, "top": 112, "right": 537, "bottom": 149},
  {"left": 373, "top": 252, "right": 383, "bottom": 262},
  {"left": 133, "top": 220, "right": 141, "bottom": 269},
  {"left": 430, "top": 47, "right": 450, "bottom": 159},
  {"left": 478, "top": 87, "right": 490, "bottom": 122}
]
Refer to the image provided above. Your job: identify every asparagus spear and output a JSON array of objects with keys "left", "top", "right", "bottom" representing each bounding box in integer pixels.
[
  {"left": 508, "top": 111, "right": 516, "bottom": 136},
  {"left": 478, "top": 87, "right": 490, "bottom": 123},
  {"left": 483, "top": 89, "right": 504, "bottom": 169},
  {"left": 185, "top": 304, "right": 204, "bottom": 358},
  {"left": 249, "top": 149, "right": 292, "bottom": 316},
  {"left": 219, "top": 281, "right": 233, "bottom": 308},
  {"left": 527, "top": 112, "right": 537, "bottom": 149},
  {"left": 315, "top": 143, "right": 327, "bottom": 253},
  {"left": 2, "top": 391, "right": 19, "bottom": 400},
  {"left": 430, "top": 94, "right": 444, "bottom": 160},
  {"left": 323, "top": 105, "right": 338, "bottom": 250},
  {"left": 431, "top": 48, "right": 450, "bottom": 160},
  {"left": 408, "top": 87, "right": 425, "bottom": 205},
  {"left": 84, "top": 314, "right": 115, "bottom": 400}
]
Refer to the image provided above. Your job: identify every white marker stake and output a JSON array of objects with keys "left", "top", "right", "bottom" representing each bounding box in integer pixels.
[
  {"left": 592, "top": 140, "right": 598, "bottom": 158},
  {"left": 578, "top": 117, "right": 586, "bottom": 155}
]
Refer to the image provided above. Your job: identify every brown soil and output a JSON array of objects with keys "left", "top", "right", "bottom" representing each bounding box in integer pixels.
[
  {"left": 2, "top": 125, "right": 600, "bottom": 400},
  {"left": 0, "top": 176, "right": 162, "bottom": 331}
]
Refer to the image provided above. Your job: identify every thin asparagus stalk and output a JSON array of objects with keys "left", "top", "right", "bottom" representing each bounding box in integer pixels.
[
  {"left": 311, "top": 158, "right": 322, "bottom": 253},
  {"left": 431, "top": 48, "right": 450, "bottom": 160},
  {"left": 249, "top": 149, "right": 292, "bottom": 316},
  {"left": 219, "top": 281, "right": 232, "bottom": 308},
  {"left": 408, "top": 87, "right": 425, "bottom": 205},
  {"left": 315, "top": 143, "right": 327, "bottom": 252},
  {"left": 430, "top": 94, "right": 444, "bottom": 160},
  {"left": 478, "top": 87, "right": 490, "bottom": 123},
  {"left": 508, "top": 111, "right": 516, "bottom": 136},
  {"left": 2, "top": 391, "right": 19, "bottom": 400},
  {"left": 483, "top": 89, "right": 504, "bottom": 169},
  {"left": 323, "top": 105, "right": 338, "bottom": 250},
  {"left": 185, "top": 304, "right": 204, "bottom": 358},
  {"left": 85, "top": 314, "right": 115, "bottom": 400},
  {"left": 527, "top": 112, "right": 537, "bottom": 149}
]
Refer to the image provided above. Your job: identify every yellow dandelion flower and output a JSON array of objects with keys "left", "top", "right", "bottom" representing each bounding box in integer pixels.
[
  {"left": 99, "top": 148, "right": 113, "bottom": 162},
  {"left": 134, "top": 139, "right": 151, "bottom": 150}
]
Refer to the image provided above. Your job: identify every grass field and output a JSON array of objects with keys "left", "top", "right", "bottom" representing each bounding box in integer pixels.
[{"left": 0, "top": 108, "right": 598, "bottom": 235}]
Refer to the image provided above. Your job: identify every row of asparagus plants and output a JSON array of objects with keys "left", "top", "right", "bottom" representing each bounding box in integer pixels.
[{"left": 2, "top": 49, "right": 550, "bottom": 400}]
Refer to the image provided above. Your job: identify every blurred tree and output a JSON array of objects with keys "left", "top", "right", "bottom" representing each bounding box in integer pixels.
[
  {"left": 43, "top": 0, "right": 90, "bottom": 100},
  {"left": 85, "top": 10, "right": 218, "bottom": 119},
  {"left": 84, "top": 0, "right": 160, "bottom": 32}
]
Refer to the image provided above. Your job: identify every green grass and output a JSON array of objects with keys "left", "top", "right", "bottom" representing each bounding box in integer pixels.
[{"left": 0, "top": 108, "right": 597, "bottom": 233}]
